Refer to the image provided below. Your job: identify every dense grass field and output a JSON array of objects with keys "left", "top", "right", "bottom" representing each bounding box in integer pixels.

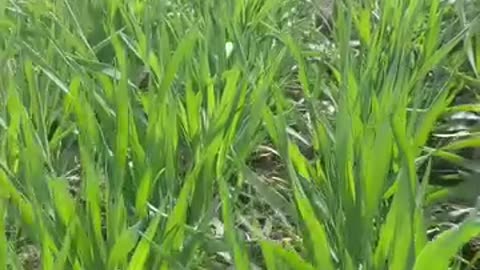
[{"left": 1, "top": 0, "right": 480, "bottom": 269}]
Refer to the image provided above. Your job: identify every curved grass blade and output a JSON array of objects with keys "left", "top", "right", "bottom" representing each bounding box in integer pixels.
[
  {"left": 260, "top": 240, "right": 316, "bottom": 270},
  {"left": 414, "top": 214, "right": 480, "bottom": 270},
  {"left": 127, "top": 214, "right": 161, "bottom": 270}
]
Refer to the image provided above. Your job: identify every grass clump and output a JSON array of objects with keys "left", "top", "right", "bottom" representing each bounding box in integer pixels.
[{"left": 1, "top": 0, "right": 480, "bottom": 269}]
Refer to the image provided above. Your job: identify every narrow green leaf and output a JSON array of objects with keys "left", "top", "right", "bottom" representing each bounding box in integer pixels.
[
  {"left": 53, "top": 223, "right": 74, "bottom": 270},
  {"left": 157, "top": 28, "right": 199, "bottom": 100},
  {"left": 218, "top": 173, "right": 250, "bottom": 270},
  {"left": 241, "top": 165, "right": 296, "bottom": 218},
  {"left": 414, "top": 216, "right": 480, "bottom": 270},
  {"left": 135, "top": 168, "right": 154, "bottom": 219},
  {"left": 49, "top": 178, "right": 76, "bottom": 226},
  {"left": 295, "top": 193, "right": 335, "bottom": 270},
  {"left": 441, "top": 136, "right": 480, "bottom": 151},
  {"left": 127, "top": 214, "right": 161, "bottom": 270},
  {"left": 260, "top": 240, "right": 316, "bottom": 270},
  {"left": 108, "top": 227, "right": 140, "bottom": 270}
]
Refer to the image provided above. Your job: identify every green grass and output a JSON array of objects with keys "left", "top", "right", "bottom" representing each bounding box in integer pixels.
[{"left": 1, "top": 0, "right": 480, "bottom": 269}]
